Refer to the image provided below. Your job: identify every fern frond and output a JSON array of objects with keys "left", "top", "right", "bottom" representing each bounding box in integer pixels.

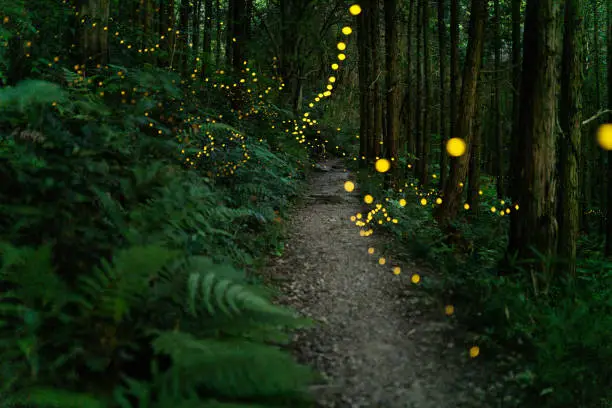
[
  {"left": 7, "top": 387, "right": 106, "bottom": 408},
  {"left": 152, "top": 331, "right": 315, "bottom": 398}
]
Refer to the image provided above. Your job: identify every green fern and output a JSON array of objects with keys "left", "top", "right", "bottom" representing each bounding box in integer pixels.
[
  {"left": 6, "top": 387, "right": 107, "bottom": 408},
  {"left": 151, "top": 331, "right": 315, "bottom": 399}
]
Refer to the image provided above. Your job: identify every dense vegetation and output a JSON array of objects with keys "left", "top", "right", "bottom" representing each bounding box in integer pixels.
[{"left": 1, "top": 0, "right": 611, "bottom": 407}]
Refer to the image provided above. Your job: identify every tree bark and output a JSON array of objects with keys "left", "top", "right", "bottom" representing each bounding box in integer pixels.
[
  {"left": 415, "top": 0, "right": 423, "bottom": 181},
  {"left": 558, "top": 0, "right": 583, "bottom": 277},
  {"left": 606, "top": 0, "right": 612, "bottom": 256},
  {"left": 450, "top": 0, "right": 459, "bottom": 137},
  {"left": 420, "top": 0, "right": 431, "bottom": 187},
  {"left": 493, "top": 0, "right": 504, "bottom": 198},
  {"left": 78, "top": 0, "right": 111, "bottom": 69},
  {"left": 507, "top": 0, "right": 562, "bottom": 283},
  {"left": 384, "top": 0, "right": 400, "bottom": 182},
  {"left": 358, "top": 0, "right": 370, "bottom": 165},
  {"left": 438, "top": 0, "right": 448, "bottom": 190},
  {"left": 434, "top": 0, "right": 487, "bottom": 228},
  {"left": 371, "top": 0, "right": 383, "bottom": 160}
]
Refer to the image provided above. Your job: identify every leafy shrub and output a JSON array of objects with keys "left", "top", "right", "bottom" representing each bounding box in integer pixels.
[{"left": 0, "top": 64, "right": 317, "bottom": 406}]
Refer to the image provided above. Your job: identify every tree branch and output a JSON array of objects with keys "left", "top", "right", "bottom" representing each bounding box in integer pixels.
[{"left": 582, "top": 109, "right": 612, "bottom": 126}]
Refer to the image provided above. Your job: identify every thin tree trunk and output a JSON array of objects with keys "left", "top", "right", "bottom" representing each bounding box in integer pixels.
[
  {"left": 415, "top": 0, "right": 423, "bottom": 182},
  {"left": 371, "top": 0, "right": 383, "bottom": 160},
  {"left": 358, "top": 0, "right": 370, "bottom": 165},
  {"left": 420, "top": 0, "right": 430, "bottom": 187},
  {"left": 438, "top": 0, "right": 448, "bottom": 190},
  {"left": 494, "top": 0, "right": 504, "bottom": 197},
  {"left": 385, "top": 0, "right": 400, "bottom": 183},
  {"left": 450, "top": 0, "right": 459, "bottom": 137},
  {"left": 606, "top": 0, "right": 612, "bottom": 256},
  {"left": 558, "top": 0, "right": 584, "bottom": 276},
  {"left": 434, "top": 0, "right": 487, "bottom": 228}
]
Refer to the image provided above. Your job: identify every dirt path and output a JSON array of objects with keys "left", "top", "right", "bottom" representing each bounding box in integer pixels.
[{"left": 265, "top": 159, "right": 496, "bottom": 408}]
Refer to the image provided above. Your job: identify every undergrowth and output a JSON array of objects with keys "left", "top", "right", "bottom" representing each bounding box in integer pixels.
[
  {"left": 353, "top": 162, "right": 612, "bottom": 408},
  {"left": 0, "top": 60, "right": 319, "bottom": 406}
]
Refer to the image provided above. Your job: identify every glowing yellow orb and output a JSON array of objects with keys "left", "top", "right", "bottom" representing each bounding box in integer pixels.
[
  {"left": 344, "top": 180, "right": 355, "bottom": 192},
  {"left": 338, "top": 53, "right": 346, "bottom": 61},
  {"left": 436, "top": 198, "right": 443, "bottom": 205},
  {"left": 379, "top": 257, "right": 386, "bottom": 265},
  {"left": 446, "top": 137, "right": 467, "bottom": 157},
  {"left": 464, "top": 203, "right": 470, "bottom": 210},
  {"left": 393, "top": 267, "right": 401, "bottom": 275},
  {"left": 368, "top": 247, "right": 375, "bottom": 254},
  {"left": 331, "top": 63, "right": 339, "bottom": 70},
  {"left": 337, "top": 42, "right": 346, "bottom": 51},
  {"left": 349, "top": 4, "right": 362, "bottom": 15},
  {"left": 469, "top": 346, "right": 480, "bottom": 358},
  {"left": 364, "top": 194, "right": 374, "bottom": 204},
  {"left": 375, "top": 158, "right": 391, "bottom": 173},
  {"left": 420, "top": 198, "right": 427, "bottom": 206},
  {"left": 445, "top": 305, "right": 454, "bottom": 315},
  {"left": 411, "top": 274, "right": 420, "bottom": 284},
  {"left": 597, "top": 123, "right": 612, "bottom": 150},
  {"left": 399, "top": 198, "right": 407, "bottom": 207},
  {"left": 329, "top": 76, "right": 336, "bottom": 83},
  {"left": 342, "top": 26, "right": 353, "bottom": 35}
]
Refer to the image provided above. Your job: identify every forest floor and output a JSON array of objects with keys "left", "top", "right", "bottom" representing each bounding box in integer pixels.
[{"left": 262, "top": 159, "right": 503, "bottom": 408}]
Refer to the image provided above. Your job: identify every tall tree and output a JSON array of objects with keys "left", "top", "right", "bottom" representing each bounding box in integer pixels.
[
  {"left": 606, "top": 0, "right": 612, "bottom": 256},
  {"left": 202, "top": 0, "right": 213, "bottom": 72},
  {"left": 508, "top": 0, "right": 521, "bottom": 202},
  {"left": 493, "top": 0, "right": 504, "bottom": 197},
  {"left": 420, "top": 0, "right": 431, "bottom": 187},
  {"left": 384, "top": 0, "right": 400, "bottom": 180},
  {"left": 357, "top": 0, "right": 370, "bottom": 164},
  {"left": 371, "top": 0, "right": 383, "bottom": 159},
  {"left": 78, "top": 0, "right": 111, "bottom": 69},
  {"left": 450, "top": 0, "right": 459, "bottom": 137},
  {"left": 558, "top": 0, "right": 584, "bottom": 276},
  {"left": 438, "top": 0, "right": 448, "bottom": 189},
  {"left": 415, "top": 0, "right": 423, "bottom": 181},
  {"left": 402, "top": 0, "right": 416, "bottom": 163},
  {"left": 507, "top": 0, "right": 562, "bottom": 283},
  {"left": 434, "top": 0, "right": 487, "bottom": 227}
]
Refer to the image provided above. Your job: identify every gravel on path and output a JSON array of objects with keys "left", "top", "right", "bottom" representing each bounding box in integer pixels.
[{"left": 264, "top": 159, "right": 498, "bottom": 408}]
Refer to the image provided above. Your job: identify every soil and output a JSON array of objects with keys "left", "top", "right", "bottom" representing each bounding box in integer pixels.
[{"left": 263, "top": 159, "right": 508, "bottom": 408}]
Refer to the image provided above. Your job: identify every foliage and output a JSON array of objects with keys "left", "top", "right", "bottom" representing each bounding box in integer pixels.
[
  {"left": 358, "top": 170, "right": 612, "bottom": 408},
  {"left": 0, "top": 17, "right": 316, "bottom": 405}
]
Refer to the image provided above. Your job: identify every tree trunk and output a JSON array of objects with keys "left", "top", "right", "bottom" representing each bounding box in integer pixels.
[
  {"left": 202, "top": 0, "right": 213, "bottom": 72},
  {"left": 450, "top": 0, "right": 459, "bottom": 136},
  {"left": 508, "top": 0, "right": 521, "bottom": 203},
  {"left": 358, "top": 1, "right": 370, "bottom": 165},
  {"left": 467, "top": 92, "right": 483, "bottom": 216},
  {"left": 78, "top": 0, "right": 111, "bottom": 69},
  {"left": 384, "top": 0, "right": 400, "bottom": 182},
  {"left": 403, "top": 0, "right": 416, "bottom": 164},
  {"left": 371, "top": 0, "right": 383, "bottom": 160},
  {"left": 438, "top": 0, "right": 448, "bottom": 190},
  {"left": 415, "top": 0, "right": 423, "bottom": 181},
  {"left": 606, "top": 0, "right": 612, "bottom": 257},
  {"left": 434, "top": 0, "right": 487, "bottom": 228},
  {"left": 420, "top": 0, "right": 431, "bottom": 187},
  {"left": 215, "top": 0, "right": 221, "bottom": 66},
  {"left": 558, "top": 0, "right": 583, "bottom": 277},
  {"left": 179, "top": 0, "right": 190, "bottom": 73},
  {"left": 507, "top": 0, "right": 562, "bottom": 283},
  {"left": 494, "top": 0, "right": 504, "bottom": 198}
]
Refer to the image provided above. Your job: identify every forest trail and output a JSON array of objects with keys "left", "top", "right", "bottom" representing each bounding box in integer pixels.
[{"left": 264, "top": 159, "right": 493, "bottom": 408}]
